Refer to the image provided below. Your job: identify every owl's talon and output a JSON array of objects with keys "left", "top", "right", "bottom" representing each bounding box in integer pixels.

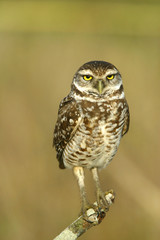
[
  {"left": 97, "top": 189, "right": 109, "bottom": 210},
  {"left": 97, "top": 208, "right": 106, "bottom": 218},
  {"left": 80, "top": 202, "right": 95, "bottom": 217}
]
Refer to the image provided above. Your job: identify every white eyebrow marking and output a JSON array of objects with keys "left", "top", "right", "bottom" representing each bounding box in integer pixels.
[
  {"left": 78, "top": 69, "right": 93, "bottom": 75},
  {"left": 106, "top": 69, "right": 118, "bottom": 76}
]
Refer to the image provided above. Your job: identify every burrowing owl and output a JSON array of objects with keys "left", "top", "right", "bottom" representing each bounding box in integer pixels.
[{"left": 53, "top": 61, "right": 129, "bottom": 215}]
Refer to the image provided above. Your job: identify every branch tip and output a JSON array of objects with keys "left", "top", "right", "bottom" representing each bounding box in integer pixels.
[{"left": 54, "top": 190, "right": 115, "bottom": 240}]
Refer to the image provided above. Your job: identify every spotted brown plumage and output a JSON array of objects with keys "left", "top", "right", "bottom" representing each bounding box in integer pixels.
[
  {"left": 53, "top": 61, "right": 130, "bottom": 215},
  {"left": 53, "top": 95, "right": 81, "bottom": 169}
]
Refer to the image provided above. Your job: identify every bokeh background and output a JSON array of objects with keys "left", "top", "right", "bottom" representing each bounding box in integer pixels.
[{"left": 0, "top": 0, "right": 160, "bottom": 239}]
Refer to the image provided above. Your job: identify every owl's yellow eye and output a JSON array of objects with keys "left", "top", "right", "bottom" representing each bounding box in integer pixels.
[
  {"left": 83, "top": 75, "right": 93, "bottom": 81},
  {"left": 107, "top": 74, "right": 114, "bottom": 80}
]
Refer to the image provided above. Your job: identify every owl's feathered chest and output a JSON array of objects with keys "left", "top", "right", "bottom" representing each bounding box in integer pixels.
[
  {"left": 79, "top": 99, "right": 125, "bottom": 135},
  {"left": 63, "top": 98, "right": 126, "bottom": 169}
]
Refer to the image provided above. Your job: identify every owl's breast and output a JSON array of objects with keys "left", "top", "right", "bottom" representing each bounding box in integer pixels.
[{"left": 63, "top": 100, "right": 126, "bottom": 169}]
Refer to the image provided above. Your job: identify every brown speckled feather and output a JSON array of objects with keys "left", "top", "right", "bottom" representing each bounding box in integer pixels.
[
  {"left": 122, "top": 102, "right": 130, "bottom": 136},
  {"left": 53, "top": 94, "right": 81, "bottom": 168}
]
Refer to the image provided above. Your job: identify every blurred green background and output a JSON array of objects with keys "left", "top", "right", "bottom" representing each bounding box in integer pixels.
[{"left": 0, "top": 0, "right": 160, "bottom": 239}]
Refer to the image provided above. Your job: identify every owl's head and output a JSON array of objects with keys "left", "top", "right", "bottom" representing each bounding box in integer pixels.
[{"left": 72, "top": 61, "right": 123, "bottom": 99}]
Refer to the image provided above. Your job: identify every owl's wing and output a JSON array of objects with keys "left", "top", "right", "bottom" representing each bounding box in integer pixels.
[
  {"left": 122, "top": 101, "right": 130, "bottom": 136},
  {"left": 53, "top": 94, "right": 81, "bottom": 169}
]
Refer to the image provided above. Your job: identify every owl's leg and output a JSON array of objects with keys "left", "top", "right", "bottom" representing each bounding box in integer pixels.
[
  {"left": 91, "top": 167, "right": 109, "bottom": 210},
  {"left": 73, "top": 166, "right": 91, "bottom": 215}
]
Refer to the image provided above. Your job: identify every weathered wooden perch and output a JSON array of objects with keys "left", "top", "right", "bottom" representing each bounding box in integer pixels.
[{"left": 53, "top": 190, "right": 115, "bottom": 240}]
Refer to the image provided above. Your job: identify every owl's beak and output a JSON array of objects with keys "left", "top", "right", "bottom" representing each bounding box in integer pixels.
[{"left": 97, "top": 80, "right": 105, "bottom": 94}]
